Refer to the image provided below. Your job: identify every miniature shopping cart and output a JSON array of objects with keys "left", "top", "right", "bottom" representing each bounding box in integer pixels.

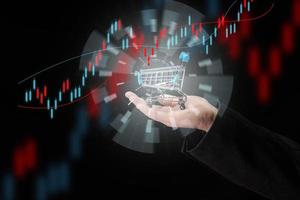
[{"left": 135, "top": 65, "right": 187, "bottom": 109}]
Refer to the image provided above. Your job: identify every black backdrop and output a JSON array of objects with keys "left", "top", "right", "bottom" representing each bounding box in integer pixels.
[{"left": 6, "top": 0, "right": 300, "bottom": 199}]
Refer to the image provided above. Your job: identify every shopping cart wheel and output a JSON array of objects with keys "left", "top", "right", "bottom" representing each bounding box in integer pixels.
[
  {"left": 179, "top": 103, "right": 185, "bottom": 110},
  {"left": 179, "top": 100, "right": 185, "bottom": 110},
  {"left": 178, "top": 96, "right": 186, "bottom": 110},
  {"left": 180, "top": 104, "right": 185, "bottom": 110}
]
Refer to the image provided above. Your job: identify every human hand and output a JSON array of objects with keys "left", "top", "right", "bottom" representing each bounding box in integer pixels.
[{"left": 125, "top": 91, "right": 218, "bottom": 132}]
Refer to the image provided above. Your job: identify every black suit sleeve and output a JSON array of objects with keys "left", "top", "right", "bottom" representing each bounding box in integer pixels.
[{"left": 182, "top": 108, "right": 300, "bottom": 199}]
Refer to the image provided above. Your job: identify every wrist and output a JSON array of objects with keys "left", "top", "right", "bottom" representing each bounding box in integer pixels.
[{"left": 198, "top": 105, "right": 218, "bottom": 132}]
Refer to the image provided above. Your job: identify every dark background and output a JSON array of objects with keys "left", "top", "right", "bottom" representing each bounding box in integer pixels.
[{"left": 6, "top": 0, "right": 300, "bottom": 199}]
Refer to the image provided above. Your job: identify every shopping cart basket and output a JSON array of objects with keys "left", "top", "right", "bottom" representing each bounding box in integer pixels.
[{"left": 135, "top": 65, "right": 187, "bottom": 109}]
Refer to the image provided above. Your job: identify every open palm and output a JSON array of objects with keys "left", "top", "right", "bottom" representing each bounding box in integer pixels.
[{"left": 125, "top": 91, "right": 218, "bottom": 132}]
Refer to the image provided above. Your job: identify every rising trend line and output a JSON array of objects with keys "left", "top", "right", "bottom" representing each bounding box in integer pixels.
[{"left": 17, "top": 1, "right": 274, "bottom": 85}]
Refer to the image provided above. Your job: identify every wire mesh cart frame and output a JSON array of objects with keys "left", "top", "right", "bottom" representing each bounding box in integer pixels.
[{"left": 137, "top": 65, "right": 187, "bottom": 109}]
